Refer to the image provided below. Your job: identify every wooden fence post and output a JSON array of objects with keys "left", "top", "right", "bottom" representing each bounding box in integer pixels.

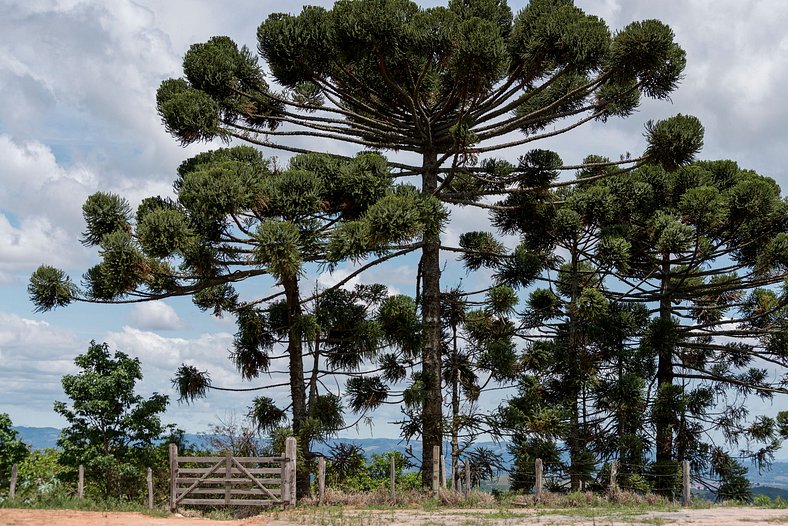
[
  {"left": 432, "top": 445, "right": 440, "bottom": 495},
  {"left": 610, "top": 459, "right": 618, "bottom": 492},
  {"left": 169, "top": 443, "right": 177, "bottom": 513},
  {"left": 285, "top": 436, "right": 297, "bottom": 507},
  {"left": 464, "top": 460, "right": 470, "bottom": 498},
  {"left": 9, "top": 464, "right": 17, "bottom": 500},
  {"left": 77, "top": 464, "right": 84, "bottom": 499},
  {"left": 534, "top": 458, "right": 543, "bottom": 501},
  {"left": 390, "top": 455, "right": 396, "bottom": 500},
  {"left": 682, "top": 460, "right": 691, "bottom": 506},
  {"left": 224, "top": 451, "right": 232, "bottom": 505},
  {"left": 147, "top": 467, "right": 154, "bottom": 509},
  {"left": 318, "top": 457, "right": 326, "bottom": 506}
]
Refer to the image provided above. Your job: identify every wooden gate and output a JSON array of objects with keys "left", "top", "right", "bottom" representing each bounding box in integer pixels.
[{"left": 168, "top": 437, "right": 296, "bottom": 511}]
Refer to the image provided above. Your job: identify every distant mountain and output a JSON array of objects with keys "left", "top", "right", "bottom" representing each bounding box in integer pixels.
[
  {"left": 15, "top": 426, "right": 788, "bottom": 494},
  {"left": 14, "top": 426, "right": 511, "bottom": 467},
  {"left": 12, "top": 426, "right": 61, "bottom": 450}
]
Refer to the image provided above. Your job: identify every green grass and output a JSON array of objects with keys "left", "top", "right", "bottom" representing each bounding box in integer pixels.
[{"left": 0, "top": 494, "right": 169, "bottom": 517}]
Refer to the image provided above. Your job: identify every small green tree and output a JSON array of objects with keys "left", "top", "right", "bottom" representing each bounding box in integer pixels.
[
  {"left": 711, "top": 449, "right": 752, "bottom": 503},
  {"left": 54, "top": 341, "right": 174, "bottom": 499},
  {"left": 0, "top": 413, "right": 29, "bottom": 490}
]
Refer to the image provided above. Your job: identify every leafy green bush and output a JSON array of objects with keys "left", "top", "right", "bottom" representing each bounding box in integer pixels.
[
  {"left": 0, "top": 413, "right": 29, "bottom": 491},
  {"left": 324, "top": 445, "right": 420, "bottom": 492}
]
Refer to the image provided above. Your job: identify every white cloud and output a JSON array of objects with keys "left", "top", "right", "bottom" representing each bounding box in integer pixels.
[
  {"left": 0, "top": 311, "right": 81, "bottom": 427},
  {"left": 130, "top": 301, "right": 186, "bottom": 331},
  {"left": 2, "top": 0, "right": 788, "bottom": 437}
]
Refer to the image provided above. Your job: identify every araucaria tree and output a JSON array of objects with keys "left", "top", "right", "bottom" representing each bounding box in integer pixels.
[
  {"left": 31, "top": 147, "right": 439, "bottom": 497},
  {"left": 54, "top": 341, "right": 172, "bottom": 499},
  {"left": 29, "top": 0, "right": 705, "bottom": 488},
  {"left": 600, "top": 160, "right": 788, "bottom": 480},
  {"left": 147, "top": 0, "right": 698, "bottom": 485}
]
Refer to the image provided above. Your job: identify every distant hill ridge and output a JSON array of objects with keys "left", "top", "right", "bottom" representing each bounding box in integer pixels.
[
  {"left": 13, "top": 426, "right": 788, "bottom": 494},
  {"left": 11, "top": 426, "right": 510, "bottom": 465}
]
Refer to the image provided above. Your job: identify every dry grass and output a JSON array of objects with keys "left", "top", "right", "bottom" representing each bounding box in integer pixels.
[{"left": 298, "top": 487, "right": 496, "bottom": 508}]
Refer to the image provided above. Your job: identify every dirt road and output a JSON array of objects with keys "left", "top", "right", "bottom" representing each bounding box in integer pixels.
[{"left": 2, "top": 507, "right": 788, "bottom": 525}]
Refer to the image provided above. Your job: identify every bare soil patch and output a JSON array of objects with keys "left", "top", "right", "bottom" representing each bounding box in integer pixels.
[{"left": 3, "top": 507, "right": 788, "bottom": 526}]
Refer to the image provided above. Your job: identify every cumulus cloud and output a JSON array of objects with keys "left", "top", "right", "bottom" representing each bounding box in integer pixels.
[
  {"left": 0, "top": 135, "right": 175, "bottom": 281},
  {"left": 2, "top": 0, "right": 788, "bottom": 435},
  {"left": 0, "top": 311, "right": 81, "bottom": 427},
  {"left": 104, "top": 326, "right": 292, "bottom": 431},
  {"left": 129, "top": 301, "right": 186, "bottom": 331}
]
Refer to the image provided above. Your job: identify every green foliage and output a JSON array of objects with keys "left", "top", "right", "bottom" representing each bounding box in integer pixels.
[
  {"left": 253, "top": 219, "right": 303, "bottom": 279},
  {"left": 378, "top": 295, "right": 422, "bottom": 358},
  {"left": 27, "top": 266, "right": 77, "bottom": 312},
  {"left": 325, "top": 444, "right": 418, "bottom": 492},
  {"left": 80, "top": 193, "right": 132, "bottom": 247},
  {"left": 36, "top": 0, "right": 718, "bottom": 497},
  {"left": 345, "top": 376, "right": 389, "bottom": 412},
  {"left": 54, "top": 341, "right": 174, "bottom": 499},
  {"left": 0, "top": 413, "right": 29, "bottom": 488},
  {"left": 644, "top": 114, "right": 705, "bottom": 170},
  {"left": 171, "top": 364, "right": 211, "bottom": 403},
  {"left": 136, "top": 208, "right": 191, "bottom": 258},
  {"left": 248, "top": 396, "right": 287, "bottom": 433},
  {"left": 14, "top": 449, "right": 65, "bottom": 499},
  {"left": 712, "top": 450, "right": 752, "bottom": 503},
  {"left": 459, "top": 231, "right": 506, "bottom": 271},
  {"left": 486, "top": 285, "right": 518, "bottom": 315}
]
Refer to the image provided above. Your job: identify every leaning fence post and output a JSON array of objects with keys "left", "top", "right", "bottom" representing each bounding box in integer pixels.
[
  {"left": 390, "top": 455, "right": 396, "bottom": 501},
  {"left": 432, "top": 445, "right": 440, "bottom": 495},
  {"left": 318, "top": 456, "right": 326, "bottom": 506},
  {"left": 534, "top": 458, "right": 543, "bottom": 501},
  {"left": 682, "top": 460, "right": 691, "bottom": 506},
  {"left": 77, "top": 464, "right": 84, "bottom": 499},
  {"left": 285, "top": 436, "right": 297, "bottom": 507},
  {"left": 147, "top": 467, "right": 154, "bottom": 509},
  {"left": 169, "top": 443, "right": 178, "bottom": 513},
  {"left": 610, "top": 459, "right": 618, "bottom": 492},
  {"left": 464, "top": 460, "right": 470, "bottom": 499},
  {"left": 9, "top": 464, "right": 17, "bottom": 500}
]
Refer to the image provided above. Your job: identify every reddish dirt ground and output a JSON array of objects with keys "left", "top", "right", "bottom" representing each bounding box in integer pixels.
[{"left": 3, "top": 507, "right": 788, "bottom": 525}]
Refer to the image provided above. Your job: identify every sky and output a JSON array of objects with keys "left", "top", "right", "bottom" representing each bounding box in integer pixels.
[{"left": 1, "top": 0, "right": 787, "bottom": 438}]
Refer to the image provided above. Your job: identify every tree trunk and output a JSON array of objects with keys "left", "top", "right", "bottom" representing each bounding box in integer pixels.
[
  {"left": 421, "top": 150, "right": 443, "bottom": 488},
  {"left": 451, "top": 323, "right": 460, "bottom": 490},
  {"left": 655, "top": 255, "right": 674, "bottom": 465},
  {"left": 283, "top": 274, "right": 310, "bottom": 498},
  {"left": 567, "top": 243, "right": 582, "bottom": 491},
  {"left": 652, "top": 254, "right": 678, "bottom": 497}
]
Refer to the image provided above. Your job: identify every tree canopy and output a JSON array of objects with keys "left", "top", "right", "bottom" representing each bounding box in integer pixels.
[
  {"left": 30, "top": 0, "right": 713, "bottom": 492},
  {"left": 54, "top": 341, "right": 173, "bottom": 499}
]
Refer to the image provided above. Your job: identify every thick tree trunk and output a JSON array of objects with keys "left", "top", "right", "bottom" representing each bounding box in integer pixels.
[
  {"left": 655, "top": 256, "right": 674, "bottom": 465},
  {"left": 653, "top": 255, "right": 677, "bottom": 497},
  {"left": 283, "top": 274, "right": 310, "bottom": 498},
  {"left": 567, "top": 244, "right": 582, "bottom": 491},
  {"left": 421, "top": 150, "right": 443, "bottom": 488}
]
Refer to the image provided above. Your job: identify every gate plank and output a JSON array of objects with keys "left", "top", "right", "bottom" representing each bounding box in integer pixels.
[
  {"left": 178, "top": 488, "right": 282, "bottom": 496},
  {"left": 175, "top": 459, "right": 224, "bottom": 505},
  {"left": 177, "top": 456, "right": 286, "bottom": 463},
  {"left": 178, "top": 467, "right": 281, "bottom": 475},
  {"left": 179, "top": 498, "right": 276, "bottom": 506},
  {"left": 232, "top": 457, "right": 280, "bottom": 501},
  {"left": 176, "top": 477, "right": 282, "bottom": 485}
]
